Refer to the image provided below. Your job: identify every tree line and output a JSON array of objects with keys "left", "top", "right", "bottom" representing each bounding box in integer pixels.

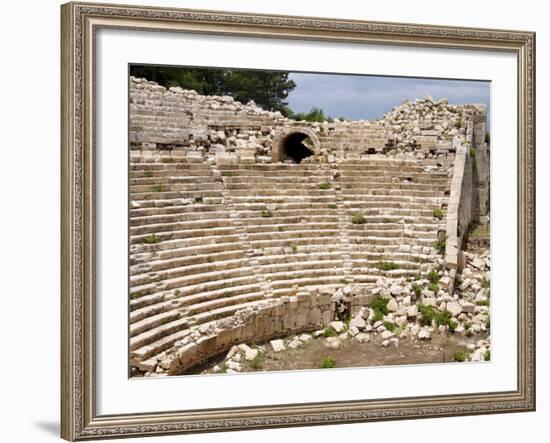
[{"left": 131, "top": 65, "right": 343, "bottom": 122}]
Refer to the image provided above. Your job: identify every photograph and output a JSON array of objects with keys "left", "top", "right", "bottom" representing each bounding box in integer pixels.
[{"left": 128, "top": 65, "right": 491, "bottom": 377}]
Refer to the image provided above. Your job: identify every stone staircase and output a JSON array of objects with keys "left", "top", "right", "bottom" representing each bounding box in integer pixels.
[
  {"left": 129, "top": 160, "right": 270, "bottom": 367},
  {"left": 128, "top": 156, "right": 451, "bottom": 372}
]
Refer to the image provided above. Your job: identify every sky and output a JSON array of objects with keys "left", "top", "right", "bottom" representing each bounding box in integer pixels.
[{"left": 286, "top": 72, "right": 490, "bottom": 122}]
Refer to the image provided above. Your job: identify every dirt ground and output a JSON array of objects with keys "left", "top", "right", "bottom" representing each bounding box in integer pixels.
[{"left": 191, "top": 331, "right": 488, "bottom": 375}]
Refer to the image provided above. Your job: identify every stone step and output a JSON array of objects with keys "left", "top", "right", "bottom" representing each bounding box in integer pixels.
[
  {"left": 130, "top": 311, "right": 182, "bottom": 337},
  {"left": 246, "top": 229, "right": 340, "bottom": 242},
  {"left": 130, "top": 210, "right": 231, "bottom": 227},
  {"left": 130, "top": 190, "right": 223, "bottom": 200},
  {"left": 189, "top": 299, "right": 269, "bottom": 325},
  {"left": 131, "top": 201, "right": 225, "bottom": 212},
  {"left": 185, "top": 292, "right": 265, "bottom": 316},
  {"left": 130, "top": 258, "right": 249, "bottom": 286},
  {"left": 143, "top": 233, "right": 243, "bottom": 251},
  {"left": 130, "top": 272, "right": 258, "bottom": 300},
  {"left": 131, "top": 227, "right": 239, "bottom": 245},
  {"left": 131, "top": 219, "right": 233, "bottom": 236},
  {"left": 243, "top": 221, "right": 340, "bottom": 234},
  {"left": 130, "top": 317, "right": 190, "bottom": 351},
  {"left": 133, "top": 250, "right": 245, "bottom": 275},
  {"left": 130, "top": 327, "right": 194, "bottom": 366}
]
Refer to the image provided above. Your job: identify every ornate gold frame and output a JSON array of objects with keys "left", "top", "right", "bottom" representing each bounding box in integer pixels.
[{"left": 61, "top": 2, "right": 536, "bottom": 440}]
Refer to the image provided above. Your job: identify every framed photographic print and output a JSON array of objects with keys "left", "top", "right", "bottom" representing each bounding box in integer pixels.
[{"left": 61, "top": 1, "right": 536, "bottom": 440}]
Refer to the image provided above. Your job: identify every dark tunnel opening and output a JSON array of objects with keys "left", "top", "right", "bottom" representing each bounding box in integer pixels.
[{"left": 281, "top": 132, "right": 314, "bottom": 163}]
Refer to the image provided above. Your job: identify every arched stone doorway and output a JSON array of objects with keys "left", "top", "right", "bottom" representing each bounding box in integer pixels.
[{"left": 271, "top": 128, "right": 320, "bottom": 163}]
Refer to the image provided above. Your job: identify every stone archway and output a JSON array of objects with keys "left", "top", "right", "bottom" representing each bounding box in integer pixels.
[{"left": 271, "top": 128, "right": 320, "bottom": 163}]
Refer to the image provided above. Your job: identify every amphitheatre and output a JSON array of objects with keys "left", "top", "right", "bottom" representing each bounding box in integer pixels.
[{"left": 129, "top": 75, "right": 491, "bottom": 377}]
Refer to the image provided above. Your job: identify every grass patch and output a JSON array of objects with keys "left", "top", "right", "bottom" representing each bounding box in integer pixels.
[
  {"left": 482, "top": 277, "right": 490, "bottom": 289},
  {"left": 383, "top": 321, "right": 396, "bottom": 332},
  {"left": 324, "top": 326, "right": 338, "bottom": 338},
  {"left": 222, "top": 171, "right": 235, "bottom": 177},
  {"left": 329, "top": 204, "right": 338, "bottom": 209},
  {"left": 152, "top": 184, "right": 165, "bottom": 193},
  {"left": 261, "top": 210, "right": 273, "bottom": 218},
  {"left": 432, "top": 207, "right": 444, "bottom": 220},
  {"left": 412, "top": 282, "right": 422, "bottom": 298},
  {"left": 454, "top": 349, "right": 470, "bottom": 362},
  {"left": 428, "top": 282, "right": 440, "bottom": 293},
  {"left": 250, "top": 353, "right": 266, "bottom": 370},
  {"left": 142, "top": 234, "right": 161, "bottom": 244},
  {"left": 143, "top": 170, "right": 154, "bottom": 178},
  {"left": 434, "top": 234, "right": 447, "bottom": 255},
  {"left": 434, "top": 309, "right": 453, "bottom": 328},
  {"left": 339, "top": 279, "right": 351, "bottom": 285},
  {"left": 476, "top": 300, "right": 489, "bottom": 307},
  {"left": 369, "top": 296, "right": 389, "bottom": 322},
  {"left": 427, "top": 270, "right": 440, "bottom": 284},
  {"left": 484, "top": 350, "right": 491, "bottom": 361},
  {"left": 375, "top": 261, "right": 399, "bottom": 271},
  {"left": 290, "top": 243, "right": 297, "bottom": 254},
  {"left": 321, "top": 357, "right": 336, "bottom": 369},
  {"left": 318, "top": 182, "right": 332, "bottom": 190},
  {"left": 418, "top": 304, "right": 436, "bottom": 327},
  {"left": 470, "top": 147, "right": 477, "bottom": 158},
  {"left": 351, "top": 212, "right": 366, "bottom": 224},
  {"left": 455, "top": 117, "right": 463, "bottom": 129}
]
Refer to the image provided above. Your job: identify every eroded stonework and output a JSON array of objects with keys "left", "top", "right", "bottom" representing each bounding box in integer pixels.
[{"left": 129, "top": 76, "right": 490, "bottom": 376}]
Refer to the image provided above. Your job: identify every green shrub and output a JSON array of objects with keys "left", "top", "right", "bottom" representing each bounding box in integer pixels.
[
  {"left": 434, "top": 309, "right": 453, "bottom": 327},
  {"left": 152, "top": 184, "right": 165, "bottom": 192},
  {"left": 261, "top": 210, "right": 273, "bottom": 218},
  {"left": 428, "top": 282, "right": 440, "bottom": 293},
  {"left": 484, "top": 350, "right": 491, "bottom": 361},
  {"left": 454, "top": 350, "right": 470, "bottom": 362},
  {"left": 434, "top": 234, "right": 447, "bottom": 255},
  {"left": 432, "top": 207, "right": 444, "bottom": 220},
  {"left": 427, "top": 270, "right": 440, "bottom": 284},
  {"left": 324, "top": 326, "right": 338, "bottom": 337},
  {"left": 383, "top": 321, "right": 396, "bottom": 332},
  {"left": 418, "top": 304, "right": 436, "bottom": 327},
  {"left": 455, "top": 117, "right": 463, "bottom": 129},
  {"left": 412, "top": 282, "right": 422, "bottom": 298},
  {"left": 143, "top": 170, "right": 153, "bottom": 178},
  {"left": 328, "top": 204, "right": 338, "bottom": 209},
  {"left": 470, "top": 147, "right": 477, "bottom": 158},
  {"left": 142, "top": 234, "right": 161, "bottom": 244},
  {"left": 351, "top": 213, "right": 366, "bottom": 224},
  {"left": 290, "top": 243, "right": 297, "bottom": 254},
  {"left": 369, "top": 296, "right": 390, "bottom": 321},
  {"left": 476, "top": 300, "right": 489, "bottom": 306},
  {"left": 321, "top": 357, "right": 336, "bottom": 369},
  {"left": 376, "top": 261, "right": 399, "bottom": 271},
  {"left": 318, "top": 182, "right": 332, "bottom": 190},
  {"left": 222, "top": 171, "right": 235, "bottom": 177},
  {"left": 250, "top": 353, "right": 266, "bottom": 369},
  {"left": 372, "top": 310, "right": 384, "bottom": 322}
]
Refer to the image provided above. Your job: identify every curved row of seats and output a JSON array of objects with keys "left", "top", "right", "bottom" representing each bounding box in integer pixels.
[{"left": 129, "top": 157, "right": 450, "bottom": 372}]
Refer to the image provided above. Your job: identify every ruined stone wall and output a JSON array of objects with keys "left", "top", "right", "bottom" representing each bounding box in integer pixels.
[
  {"left": 146, "top": 290, "right": 332, "bottom": 375},
  {"left": 444, "top": 109, "right": 489, "bottom": 288},
  {"left": 130, "top": 77, "right": 485, "bottom": 167}
]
